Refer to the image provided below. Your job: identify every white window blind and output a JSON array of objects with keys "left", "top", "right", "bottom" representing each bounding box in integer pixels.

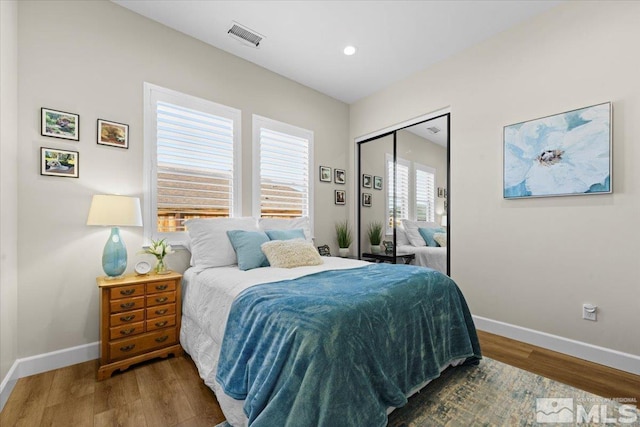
[
  {"left": 386, "top": 155, "right": 410, "bottom": 233},
  {"left": 415, "top": 165, "right": 436, "bottom": 222},
  {"left": 144, "top": 83, "right": 241, "bottom": 240},
  {"left": 253, "top": 115, "right": 314, "bottom": 222}
]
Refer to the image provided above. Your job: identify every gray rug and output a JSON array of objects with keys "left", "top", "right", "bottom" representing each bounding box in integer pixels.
[{"left": 215, "top": 357, "right": 638, "bottom": 426}]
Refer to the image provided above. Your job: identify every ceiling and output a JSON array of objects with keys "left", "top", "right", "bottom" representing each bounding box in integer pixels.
[
  {"left": 113, "top": 1, "right": 561, "bottom": 104},
  {"left": 405, "top": 116, "right": 448, "bottom": 148}
]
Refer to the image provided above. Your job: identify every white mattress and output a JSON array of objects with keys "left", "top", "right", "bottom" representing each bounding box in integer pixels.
[
  {"left": 180, "top": 256, "right": 463, "bottom": 426},
  {"left": 397, "top": 244, "right": 447, "bottom": 274}
]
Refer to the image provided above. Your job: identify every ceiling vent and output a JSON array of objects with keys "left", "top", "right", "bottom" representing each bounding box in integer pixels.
[
  {"left": 426, "top": 126, "right": 441, "bottom": 134},
  {"left": 228, "top": 22, "right": 264, "bottom": 48}
]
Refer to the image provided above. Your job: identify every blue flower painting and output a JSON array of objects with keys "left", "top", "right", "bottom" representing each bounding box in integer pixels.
[{"left": 504, "top": 102, "right": 611, "bottom": 198}]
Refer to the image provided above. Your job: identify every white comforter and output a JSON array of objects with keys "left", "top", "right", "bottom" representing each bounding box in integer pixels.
[{"left": 397, "top": 245, "right": 447, "bottom": 274}]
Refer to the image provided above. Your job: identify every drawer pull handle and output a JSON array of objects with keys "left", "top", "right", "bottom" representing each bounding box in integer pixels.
[
  {"left": 120, "top": 302, "right": 135, "bottom": 309},
  {"left": 155, "top": 335, "right": 169, "bottom": 343},
  {"left": 120, "top": 289, "right": 135, "bottom": 296},
  {"left": 155, "top": 309, "right": 168, "bottom": 315},
  {"left": 155, "top": 321, "right": 167, "bottom": 327},
  {"left": 156, "top": 284, "right": 168, "bottom": 290},
  {"left": 155, "top": 297, "right": 168, "bottom": 303},
  {"left": 120, "top": 328, "right": 135, "bottom": 336},
  {"left": 120, "top": 344, "right": 136, "bottom": 352},
  {"left": 120, "top": 315, "right": 136, "bottom": 322}
]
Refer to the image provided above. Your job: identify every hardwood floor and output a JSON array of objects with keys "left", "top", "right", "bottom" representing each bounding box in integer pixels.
[{"left": 1, "top": 333, "right": 638, "bottom": 426}]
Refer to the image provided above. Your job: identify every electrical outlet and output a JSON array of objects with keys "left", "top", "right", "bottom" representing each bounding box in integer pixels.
[{"left": 582, "top": 304, "right": 597, "bottom": 321}]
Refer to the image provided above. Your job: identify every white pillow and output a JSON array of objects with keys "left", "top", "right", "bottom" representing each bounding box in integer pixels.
[
  {"left": 402, "top": 219, "right": 441, "bottom": 247},
  {"left": 395, "top": 225, "right": 410, "bottom": 247},
  {"left": 261, "top": 239, "right": 324, "bottom": 268},
  {"left": 433, "top": 232, "right": 447, "bottom": 247},
  {"left": 185, "top": 217, "right": 258, "bottom": 268},
  {"left": 259, "top": 217, "right": 313, "bottom": 242}
]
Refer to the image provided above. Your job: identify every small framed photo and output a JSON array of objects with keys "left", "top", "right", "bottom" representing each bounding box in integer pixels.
[
  {"left": 40, "top": 147, "right": 79, "bottom": 178},
  {"left": 362, "top": 192, "right": 372, "bottom": 207},
  {"left": 362, "top": 174, "right": 372, "bottom": 188},
  {"left": 320, "top": 166, "right": 332, "bottom": 182},
  {"left": 41, "top": 108, "right": 79, "bottom": 141},
  {"left": 383, "top": 240, "right": 394, "bottom": 255},
  {"left": 335, "top": 189, "right": 346, "bottom": 205},
  {"left": 438, "top": 187, "right": 444, "bottom": 198},
  {"left": 373, "top": 176, "right": 383, "bottom": 190},
  {"left": 334, "top": 169, "right": 346, "bottom": 184},
  {"left": 97, "top": 119, "right": 129, "bottom": 149},
  {"left": 317, "top": 244, "right": 331, "bottom": 256}
]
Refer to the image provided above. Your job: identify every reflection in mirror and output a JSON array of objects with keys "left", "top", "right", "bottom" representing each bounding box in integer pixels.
[
  {"left": 357, "top": 114, "right": 449, "bottom": 274},
  {"left": 395, "top": 116, "right": 448, "bottom": 274},
  {"left": 359, "top": 134, "right": 393, "bottom": 259}
]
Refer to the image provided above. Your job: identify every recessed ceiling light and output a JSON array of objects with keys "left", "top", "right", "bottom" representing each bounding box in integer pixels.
[{"left": 343, "top": 45, "right": 357, "bottom": 56}]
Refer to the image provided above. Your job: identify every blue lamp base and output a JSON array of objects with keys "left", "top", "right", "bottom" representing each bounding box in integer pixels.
[{"left": 102, "top": 227, "right": 127, "bottom": 277}]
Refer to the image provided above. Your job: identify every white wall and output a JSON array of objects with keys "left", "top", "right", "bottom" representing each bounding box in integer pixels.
[
  {"left": 16, "top": 0, "right": 349, "bottom": 359},
  {"left": 350, "top": 1, "right": 640, "bottom": 357},
  {"left": 0, "top": 0, "right": 19, "bottom": 384}
]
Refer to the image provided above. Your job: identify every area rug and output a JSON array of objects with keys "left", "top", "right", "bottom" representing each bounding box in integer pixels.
[{"left": 215, "top": 357, "right": 638, "bottom": 426}]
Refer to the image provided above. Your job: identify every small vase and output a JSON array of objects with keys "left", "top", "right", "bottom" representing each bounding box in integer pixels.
[
  {"left": 338, "top": 248, "right": 350, "bottom": 258},
  {"left": 370, "top": 245, "right": 381, "bottom": 254},
  {"left": 155, "top": 258, "right": 169, "bottom": 274}
]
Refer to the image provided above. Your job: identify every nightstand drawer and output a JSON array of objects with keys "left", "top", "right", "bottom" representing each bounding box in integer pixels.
[
  {"left": 146, "top": 314, "right": 175, "bottom": 332},
  {"left": 146, "top": 281, "right": 176, "bottom": 294},
  {"left": 110, "top": 321, "right": 145, "bottom": 340},
  {"left": 109, "top": 328, "right": 177, "bottom": 360},
  {"left": 110, "top": 309, "right": 145, "bottom": 326},
  {"left": 110, "top": 296, "right": 145, "bottom": 313},
  {"left": 146, "top": 303, "right": 176, "bottom": 319},
  {"left": 146, "top": 291, "right": 175, "bottom": 307},
  {"left": 110, "top": 284, "right": 145, "bottom": 300}
]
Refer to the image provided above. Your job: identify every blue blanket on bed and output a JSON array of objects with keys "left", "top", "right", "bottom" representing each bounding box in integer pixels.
[{"left": 215, "top": 263, "right": 481, "bottom": 427}]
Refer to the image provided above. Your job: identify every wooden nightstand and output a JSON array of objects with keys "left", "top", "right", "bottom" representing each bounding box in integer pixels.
[{"left": 96, "top": 271, "right": 183, "bottom": 380}]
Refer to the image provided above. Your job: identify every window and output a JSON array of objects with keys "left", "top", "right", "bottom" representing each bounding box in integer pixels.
[
  {"left": 253, "top": 115, "right": 313, "bottom": 225},
  {"left": 386, "top": 155, "right": 410, "bottom": 234},
  {"left": 386, "top": 156, "right": 436, "bottom": 232},
  {"left": 144, "top": 83, "right": 241, "bottom": 241},
  {"left": 415, "top": 164, "right": 436, "bottom": 222}
]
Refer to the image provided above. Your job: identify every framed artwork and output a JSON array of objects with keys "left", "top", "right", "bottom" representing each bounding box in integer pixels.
[
  {"left": 40, "top": 147, "right": 79, "bottom": 178},
  {"left": 362, "top": 174, "right": 372, "bottom": 188},
  {"left": 97, "top": 119, "right": 129, "bottom": 149},
  {"left": 335, "top": 190, "right": 346, "bottom": 205},
  {"left": 41, "top": 108, "right": 79, "bottom": 141},
  {"left": 334, "top": 169, "right": 346, "bottom": 184},
  {"left": 504, "top": 102, "right": 612, "bottom": 199},
  {"left": 320, "top": 166, "right": 332, "bottom": 182},
  {"left": 317, "top": 244, "right": 331, "bottom": 256},
  {"left": 362, "top": 192, "right": 372, "bottom": 207},
  {"left": 373, "top": 176, "right": 383, "bottom": 190}
]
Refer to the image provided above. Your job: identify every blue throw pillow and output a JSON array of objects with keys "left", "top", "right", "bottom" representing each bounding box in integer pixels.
[
  {"left": 418, "top": 227, "right": 446, "bottom": 247},
  {"left": 265, "top": 228, "right": 306, "bottom": 241},
  {"left": 226, "top": 230, "right": 270, "bottom": 270}
]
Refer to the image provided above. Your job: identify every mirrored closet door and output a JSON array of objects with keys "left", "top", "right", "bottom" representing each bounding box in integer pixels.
[{"left": 357, "top": 114, "right": 450, "bottom": 274}]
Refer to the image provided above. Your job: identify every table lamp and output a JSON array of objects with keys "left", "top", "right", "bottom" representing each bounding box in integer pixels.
[{"left": 87, "top": 195, "right": 143, "bottom": 277}]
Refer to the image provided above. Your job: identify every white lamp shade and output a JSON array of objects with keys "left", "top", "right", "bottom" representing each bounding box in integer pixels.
[{"left": 87, "top": 195, "right": 143, "bottom": 227}]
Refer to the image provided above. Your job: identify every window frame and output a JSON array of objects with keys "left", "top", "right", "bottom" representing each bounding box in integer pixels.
[
  {"left": 414, "top": 163, "right": 437, "bottom": 223},
  {"left": 252, "top": 114, "right": 314, "bottom": 235},
  {"left": 143, "top": 83, "right": 242, "bottom": 245}
]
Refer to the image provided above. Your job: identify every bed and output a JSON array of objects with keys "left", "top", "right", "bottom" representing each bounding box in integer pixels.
[
  {"left": 396, "top": 220, "right": 448, "bottom": 274},
  {"left": 180, "top": 217, "right": 480, "bottom": 427}
]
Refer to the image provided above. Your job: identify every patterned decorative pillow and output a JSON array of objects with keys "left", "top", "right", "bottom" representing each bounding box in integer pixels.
[
  {"left": 261, "top": 239, "right": 324, "bottom": 268},
  {"left": 433, "top": 232, "right": 447, "bottom": 248}
]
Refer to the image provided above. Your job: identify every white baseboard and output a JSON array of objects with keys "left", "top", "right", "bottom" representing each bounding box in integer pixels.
[
  {"left": 473, "top": 315, "right": 640, "bottom": 376},
  {"left": 0, "top": 342, "right": 98, "bottom": 412}
]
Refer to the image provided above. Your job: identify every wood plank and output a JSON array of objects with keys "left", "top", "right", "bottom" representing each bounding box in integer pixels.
[
  {"left": 139, "top": 378, "right": 195, "bottom": 427},
  {"left": 45, "top": 360, "right": 97, "bottom": 407},
  {"left": 93, "top": 368, "right": 141, "bottom": 414},
  {"left": 40, "top": 393, "right": 94, "bottom": 427},
  {"left": 94, "top": 399, "right": 148, "bottom": 427},
  {"left": 0, "top": 370, "right": 55, "bottom": 427}
]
